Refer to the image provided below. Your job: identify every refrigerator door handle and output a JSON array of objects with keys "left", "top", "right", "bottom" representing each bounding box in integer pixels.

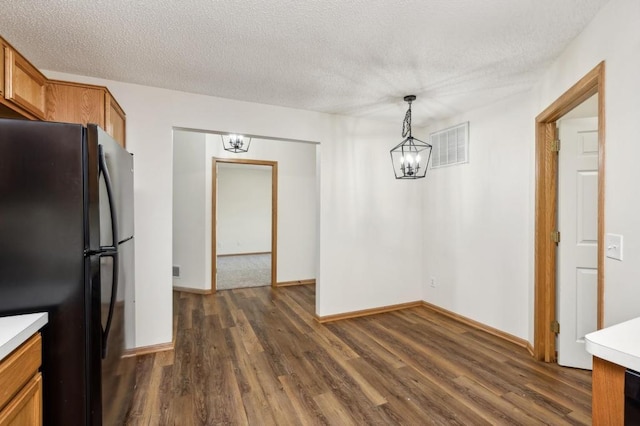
[{"left": 99, "top": 145, "right": 120, "bottom": 359}]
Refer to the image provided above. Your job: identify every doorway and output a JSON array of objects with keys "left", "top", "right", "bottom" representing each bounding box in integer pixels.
[
  {"left": 533, "top": 62, "right": 605, "bottom": 362},
  {"left": 212, "top": 158, "right": 278, "bottom": 291}
]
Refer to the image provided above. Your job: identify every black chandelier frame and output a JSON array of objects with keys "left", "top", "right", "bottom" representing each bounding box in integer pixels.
[
  {"left": 221, "top": 134, "right": 251, "bottom": 153},
  {"left": 390, "top": 95, "right": 432, "bottom": 180}
]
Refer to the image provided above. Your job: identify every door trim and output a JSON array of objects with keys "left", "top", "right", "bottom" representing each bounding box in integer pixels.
[
  {"left": 534, "top": 61, "right": 605, "bottom": 361},
  {"left": 211, "top": 158, "right": 278, "bottom": 291}
]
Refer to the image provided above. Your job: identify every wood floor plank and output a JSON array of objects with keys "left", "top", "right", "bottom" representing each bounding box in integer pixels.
[
  {"left": 329, "top": 321, "right": 407, "bottom": 369},
  {"left": 306, "top": 322, "right": 361, "bottom": 362},
  {"left": 125, "top": 355, "right": 154, "bottom": 424},
  {"left": 454, "top": 375, "right": 542, "bottom": 425},
  {"left": 128, "top": 286, "right": 592, "bottom": 425},
  {"left": 502, "top": 391, "right": 574, "bottom": 426},
  {"left": 525, "top": 381, "right": 591, "bottom": 417},
  {"left": 313, "top": 392, "right": 359, "bottom": 426},
  {"left": 155, "top": 365, "right": 174, "bottom": 425},
  {"left": 271, "top": 295, "right": 315, "bottom": 335},
  {"left": 233, "top": 309, "right": 265, "bottom": 354},
  {"left": 304, "top": 347, "right": 389, "bottom": 414},
  {"left": 279, "top": 374, "right": 330, "bottom": 426},
  {"left": 218, "top": 292, "right": 238, "bottom": 328},
  {"left": 249, "top": 351, "right": 301, "bottom": 425},
  {"left": 347, "top": 357, "right": 450, "bottom": 425},
  {"left": 405, "top": 306, "right": 473, "bottom": 335}
]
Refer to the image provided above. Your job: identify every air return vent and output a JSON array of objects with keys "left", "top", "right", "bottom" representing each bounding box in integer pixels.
[
  {"left": 172, "top": 266, "right": 180, "bottom": 278},
  {"left": 430, "top": 122, "right": 469, "bottom": 168}
]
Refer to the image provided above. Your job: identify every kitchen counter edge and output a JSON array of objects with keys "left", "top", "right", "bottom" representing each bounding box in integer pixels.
[
  {"left": 585, "top": 316, "right": 640, "bottom": 372},
  {"left": 0, "top": 312, "right": 48, "bottom": 361}
]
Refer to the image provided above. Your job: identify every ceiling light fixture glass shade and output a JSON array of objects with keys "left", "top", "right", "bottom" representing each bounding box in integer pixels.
[
  {"left": 221, "top": 134, "right": 251, "bottom": 153},
  {"left": 390, "top": 95, "right": 432, "bottom": 179}
]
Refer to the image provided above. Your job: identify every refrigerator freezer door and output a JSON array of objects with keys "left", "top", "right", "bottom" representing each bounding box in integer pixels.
[{"left": 92, "top": 125, "right": 134, "bottom": 244}]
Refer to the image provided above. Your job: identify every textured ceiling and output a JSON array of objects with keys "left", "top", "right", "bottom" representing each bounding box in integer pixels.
[{"left": 0, "top": 0, "right": 610, "bottom": 126}]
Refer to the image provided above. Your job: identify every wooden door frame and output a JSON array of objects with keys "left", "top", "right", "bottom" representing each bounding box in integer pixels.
[
  {"left": 534, "top": 61, "right": 605, "bottom": 362},
  {"left": 212, "top": 158, "right": 278, "bottom": 291}
]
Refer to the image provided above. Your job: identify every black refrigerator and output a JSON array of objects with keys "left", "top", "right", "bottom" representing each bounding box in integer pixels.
[{"left": 0, "top": 118, "right": 136, "bottom": 425}]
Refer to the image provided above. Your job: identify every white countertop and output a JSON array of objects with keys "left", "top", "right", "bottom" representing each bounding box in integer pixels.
[
  {"left": 0, "top": 312, "right": 48, "bottom": 361},
  {"left": 586, "top": 317, "right": 640, "bottom": 372}
]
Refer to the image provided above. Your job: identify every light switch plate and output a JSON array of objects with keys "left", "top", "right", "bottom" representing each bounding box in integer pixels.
[{"left": 606, "top": 233, "right": 623, "bottom": 261}]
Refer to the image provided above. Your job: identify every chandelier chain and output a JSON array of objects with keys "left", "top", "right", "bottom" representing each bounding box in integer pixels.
[{"left": 402, "top": 103, "right": 412, "bottom": 138}]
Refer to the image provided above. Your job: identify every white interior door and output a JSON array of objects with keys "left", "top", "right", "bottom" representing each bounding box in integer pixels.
[{"left": 557, "top": 117, "right": 598, "bottom": 370}]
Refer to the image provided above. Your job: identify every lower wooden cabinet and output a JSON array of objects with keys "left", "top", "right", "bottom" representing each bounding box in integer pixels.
[
  {"left": 592, "top": 356, "right": 625, "bottom": 426},
  {"left": 0, "top": 374, "right": 42, "bottom": 426},
  {"left": 0, "top": 334, "right": 42, "bottom": 426}
]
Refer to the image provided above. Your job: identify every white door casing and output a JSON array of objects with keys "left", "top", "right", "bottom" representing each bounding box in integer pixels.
[{"left": 557, "top": 117, "right": 598, "bottom": 370}]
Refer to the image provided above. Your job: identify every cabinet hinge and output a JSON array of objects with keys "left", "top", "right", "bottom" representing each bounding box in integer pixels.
[
  {"left": 551, "top": 231, "right": 561, "bottom": 244},
  {"left": 551, "top": 320, "right": 560, "bottom": 334},
  {"left": 551, "top": 139, "right": 561, "bottom": 152}
]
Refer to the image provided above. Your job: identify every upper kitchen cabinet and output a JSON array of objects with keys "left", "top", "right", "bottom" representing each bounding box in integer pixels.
[
  {"left": 0, "top": 36, "right": 127, "bottom": 147},
  {"left": 46, "top": 80, "right": 126, "bottom": 148},
  {"left": 1, "top": 37, "right": 47, "bottom": 120},
  {"left": 0, "top": 39, "right": 4, "bottom": 97},
  {"left": 105, "top": 92, "right": 126, "bottom": 148}
]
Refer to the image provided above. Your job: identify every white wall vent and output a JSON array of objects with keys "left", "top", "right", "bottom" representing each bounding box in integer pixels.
[
  {"left": 430, "top": 122, "right": 469, "bottom": 168},
  {"left": 172, "top": 266, "right": 180, "bottom": 278}
]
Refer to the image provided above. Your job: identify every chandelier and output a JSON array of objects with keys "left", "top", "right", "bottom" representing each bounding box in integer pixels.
[
  {"left": 390, "top": 95, "right": 432, "bottom": 179},
  {"left": 221, "top": 134, "right": 251, "bottom": 153}
]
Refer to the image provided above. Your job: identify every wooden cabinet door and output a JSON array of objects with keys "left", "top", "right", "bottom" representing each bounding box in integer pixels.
[
  {"left": 105, "top": 93, "right": 126, "bottom": 147},
  {"left": 4, "top": 47, "right": 46, "bottom": 119},
  {"left": 0, "top": 335, "right": 41, "bottom": 411},
  {"left": 46, "top": 81, "right": 105, "bottom": 128},
  {"left": 0, "top": 43, "right": 4, "bottom": 98},
  {"left": 0, "top": 333, "right": 42, "bottom": 426},
  {"left": 45, "top": 80, "right": 126, "bottom": 147},
  {"left": 0, "top": 374, "right": 42, "bottom": 426}
]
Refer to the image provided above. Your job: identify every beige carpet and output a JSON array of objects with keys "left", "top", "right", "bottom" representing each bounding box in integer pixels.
[{"left": 216, "top": 253, "right": 271, "bottom": 290}]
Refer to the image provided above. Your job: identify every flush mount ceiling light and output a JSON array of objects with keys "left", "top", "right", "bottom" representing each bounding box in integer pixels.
[
  {"left": 221, "top": 134, "right": 251, "bottom": 153},
  {"left": 390, "top": 95, "right": 432, "bottom": 179}
]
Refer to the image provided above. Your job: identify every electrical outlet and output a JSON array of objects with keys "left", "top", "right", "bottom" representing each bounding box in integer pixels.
[{"left": 430, "top": 277, "right": 436, "bottom": 288}]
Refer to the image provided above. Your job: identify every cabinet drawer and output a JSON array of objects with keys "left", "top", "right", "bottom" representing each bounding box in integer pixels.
[
  {"left": 4, "top": 47, "right": 46, "bottom": 119},
  {"left": 0, "top": 334, "right": 41, "bottom": 411}
]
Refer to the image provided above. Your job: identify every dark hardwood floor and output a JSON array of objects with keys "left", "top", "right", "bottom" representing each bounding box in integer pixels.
[{"left": 125, "top": 285, "right": 592, "bottom": 425}]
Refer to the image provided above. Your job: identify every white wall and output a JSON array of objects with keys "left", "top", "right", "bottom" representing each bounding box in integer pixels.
[
  {"left": 422, "top": 93, "right": 535, "bottom": 340},
  {"left": 317, "top": 117, "right": 424, "bottom": 315},
  {"left": 44, "top": 69, "right": 424, "bottom": 347},
  {"left": 172, "top": 130, "right": 208, "bottom": 290},
  {"left": 206, "top": 136, "right": 319, "bottom": 283},
  {"left": 423, "top": 0, "right": 640, "bottom": 343},
  {"left": 533, "top": 0, "right": 640, "bottom": 328},
  {"left": 217, "top": 164, "right": 272, "bottom": 255}
]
